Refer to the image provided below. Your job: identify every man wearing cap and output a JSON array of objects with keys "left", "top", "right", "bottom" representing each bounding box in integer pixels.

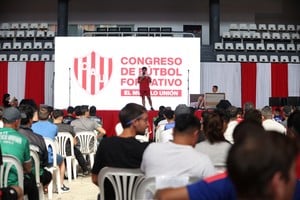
[{"left": 0, "top": 107, "right": 39, "bottom": 200}]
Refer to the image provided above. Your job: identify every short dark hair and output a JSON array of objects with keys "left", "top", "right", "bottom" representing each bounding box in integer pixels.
[
  {"left": 119, "top": 103, "right": 147, "bottom": 128},
  {"left": 243, "top": 109, "right": 262, "bottom": 125},
  {"left": 227, "top": 131, "right": 298, "bottom": 199},
  {"left": 142, "top": 66, "right": 147, "bottom": 70},
  {"left": 67, "top": 106, "right": 74, "bottom": 114},
  {"left": 52, "top": 109, "right": 64, "bottom": 119},
  {"left": 38, "top": 105, "right": 50, "bottom": 120},
  {"left": 287, "top": 110, "right": 300, "bottom": 136},
  {"left": 19, "top": 104, "right": 35, "bottom": 125},
  {"left": 173, "top": 114, "right": 200, "bottom": 135},
  {"left": 89, "top": 105, "right": 97, "bottom": 116},
  {"left": 74, "top": 105, "right": 82, "bottom": 116}
]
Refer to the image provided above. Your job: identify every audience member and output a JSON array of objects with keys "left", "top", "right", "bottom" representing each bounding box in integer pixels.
[
  {"left": 153, "top": 105, "right": 166, "bottom": 128},
  {"left": 62, "top": 106, "right": 76, "bottom": 124},
  {"left": 0, "top": 107, "right": 38, "bottom": 199},
  {"left": 91, "top": 103, "right": 150, "bottom": 200},
  {"left": 281, "top": 105, "right": 292, "bottom": 128},
  {"left": 273, "top": 107, "right": 283, "bottom": 123},
  {"left": 243, "top": 101, "right": 254, "bottom": 114},
  {"left": 223, "top": 106, "right": 239, "bottom": 144},
  {"left": 159, "top": 104, "right": 193, "bottom": 143},
  {"left": 261, "top": 106, "right": 286, "bottom": 134},
  {"left": 92, "top": 103, "right": 149, "bottom": 199},
  {"left": 141, "top": 113, "right": 215, "bottom": 179},
  {"left": 227, "top": 131, "right": 298, "bottom": 200},
  {"left": 195, "top": 112, "right": 231, "bottom": 167},
  {"left": 32, "top": 105, "right": 70, "bottom": 192},
  {"left": 19, "top": 99, "right": 38, "bottom": 122},
  {"left": 71, "top": 105, "right": 106, "bottom": 138},
  {"left": 89, "top": 105, "right": 103, "bottom": 126},
  {"left": 52, "top": 109, "right": 89, "bottom": 176},
  {"left": 243, "top": 108, "right": 262, "bottom": 124},
  {"left": 197, "top": 94, "right": 205, "bottom": 109},
  {"left": 2, "top": 93, "right": 12, "bottom": 108},
  {"left": 18, "top": 104, "right": 52, "bottom": 190}
]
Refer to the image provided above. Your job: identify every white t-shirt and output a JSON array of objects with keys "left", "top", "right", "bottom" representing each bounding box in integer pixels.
[
  {"left": 140, "top": 142, "right": 216, "bottom": 178},
  {"left": 195, "top": 140, "right": 231, "bottom": 167},
  {"left": 263, "top": 119, "right": 286, "bottom": 134}
]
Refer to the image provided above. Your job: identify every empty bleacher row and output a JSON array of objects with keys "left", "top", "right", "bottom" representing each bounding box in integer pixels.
[
  {"left": 0, "top": 53, "right": 54, "bottom": 61},
  {"left": 0, "top": 22, "right": 55, "bottom": 61},
  {"left": 215, "top": 23, "right": 300, "bottom": 63}
]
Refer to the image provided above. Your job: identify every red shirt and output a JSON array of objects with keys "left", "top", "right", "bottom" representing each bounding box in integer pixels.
[{"left": 138, "top": 75, "right": 151, "bottom": 91}]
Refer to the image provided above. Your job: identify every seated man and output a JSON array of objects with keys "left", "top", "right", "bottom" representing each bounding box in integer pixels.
[
  {"left": 91, "top": 103, "right": 150, "bottom": 200},
  {"left": 0, "top": 107, "right": 38, "bottom": 200},
  {"left": 141, "top": 114, "right": 215, "bottom": 179},
  {"left": 18, "top": 104, "right": 52, "bottom": 189}
]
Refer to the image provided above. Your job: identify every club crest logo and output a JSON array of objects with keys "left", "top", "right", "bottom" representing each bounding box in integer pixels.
[{"left": 73, "top": 51, "right": 113, "bottom": 95}]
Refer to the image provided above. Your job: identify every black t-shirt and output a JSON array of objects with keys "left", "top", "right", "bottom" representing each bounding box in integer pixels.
[{"left": 92, "top": 136, "right": 149, "bottom": 199}]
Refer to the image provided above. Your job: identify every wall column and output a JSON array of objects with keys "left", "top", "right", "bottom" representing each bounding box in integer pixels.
[
  {"left": 209, "top": 0, "right": 220, "bottom": 45},
  {"left": 57, "top": 0, "right": 69, "bottom": 36}
]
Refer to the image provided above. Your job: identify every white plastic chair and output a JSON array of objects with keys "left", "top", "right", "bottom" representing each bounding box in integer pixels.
[
  {"left": 259, "top": 55, "right": 269, "bottom": 63},
  {"left": 214, "top": 42, "right": 223, "bottom": 50},
  {"left": 55, "top": 132, "right": 78, "bottom": 182},
  {"left": 44, "top": 137, "right": 61, "bottom": 199},
  {"left": 135, "top": 176, "right": 199, "bottom": 200},
  {"left": 235, "top": 43, "right": 244, "bottom": 51},
  {"left": 224, "top": 42, "right": 234, "bottom": 50},
  {"left": 30, "top": 145, "right": 45, "bottom": 200},
  {"left": 216, "top": 54, "right": 225, "bottom": 62},
  {"left": 256, "top": 43, "right": 265, "bottom": 51},
  {"left": 0, "top": 54, "right": 7, "bottom": 61},
  {"left": 30, "top": 54, "right": 39, "bottom": 61},
  {"left": 277, "top": 24, "right": 286, "bottom": 31},
  {"left": 19, "top": 54, "right": 29, "bottom": 61},
  {"left": 248, "top": 55, "right": 258, "bottom": 62},
  {"left": 290, "top": 56, "right": 299, "bottom": 63},
  {"left": 23, "top": 41, "right": 32, "bottom": 49},
  {"left": 280, "top": 55, "right": 289, "bottom": 63},
  {"left": 98, "top": 167, "right": 145, "bottom": 200},
  {"left": 0, "top": 155, "right": 24, "bottom": 190},
  {"left": 74, "top": 131, "right": 97, "bottom": 167},
  {"left": 33, "top": 41, "right": 42, "bottom": 49},
  {"left": 270, "top": 55, "right": 279, "bottom": 62}
]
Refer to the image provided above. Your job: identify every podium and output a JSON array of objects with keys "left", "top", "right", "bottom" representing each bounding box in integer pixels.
[{"left": 205, "top": 93, "right": 226, "bottom": 109}]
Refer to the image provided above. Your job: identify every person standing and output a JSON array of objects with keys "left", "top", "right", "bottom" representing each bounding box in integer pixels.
[{"left": 138, "top": 66, "right": 154, "bottom": 110}]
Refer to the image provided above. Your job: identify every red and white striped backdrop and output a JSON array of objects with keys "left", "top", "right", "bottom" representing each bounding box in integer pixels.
[{"left": 1, "top": 61, "right": 299, "bottom": 109}]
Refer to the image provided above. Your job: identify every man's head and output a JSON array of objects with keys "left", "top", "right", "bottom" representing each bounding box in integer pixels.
[
  {"left": 89, "top": 106, "right": 97, "bottom": 116},
  {"left": 173, "top": 114, "right": 201, "bottom": 146},
  {"left": 52, "top": 109, "right": 64, "bottom": 122},
  {"left": 212, "top": 85, "right": 218, "bottom": 93},
  {"left": 119, "top": 103, "right": 148, "bottom": 135},
  {"left": 261, "top": 105, "right": 273, "bottom": 120},
  {"left": 174, "top": 104, "right": 192, "bottom": 117},
  {"left": 142, "top": 66, "right": 147, "bottom": 75},
  {"left": 37, "top": 105, "right": 50, "bottom": 120},
  {"left": 2, "top": 107, "right": 24, "bottom": 129},
  {"left": 243, "top": 101, "right": 255, "bottom": 113},
  {"left": 227, "top": 131, "right": 298, "bottom": 200},
  {"left": 243, "top": 109, "right": 262, "bottom": 125}
]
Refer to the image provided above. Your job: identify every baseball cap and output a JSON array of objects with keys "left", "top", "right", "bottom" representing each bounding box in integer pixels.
[
  {"left": 2, "top": 107, "right": 25, "bottom": 123},
  {"left": 174, "top": 104, "right": 191, "bottom": 117}
]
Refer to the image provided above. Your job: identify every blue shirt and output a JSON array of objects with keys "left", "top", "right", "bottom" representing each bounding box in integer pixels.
[{"left": 187, "top": 172, "right": 300, "bottom": 200}]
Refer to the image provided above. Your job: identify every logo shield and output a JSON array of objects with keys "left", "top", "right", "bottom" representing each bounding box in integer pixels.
[{"left": 73, "top": 51, "right": 113, "bottom": 95}]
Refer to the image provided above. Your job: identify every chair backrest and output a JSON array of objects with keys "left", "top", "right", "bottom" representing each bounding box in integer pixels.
[
  {"left": 30, "top": 145, "right": 41, "bottom": 184},
  {"left": 74, "top": 131, "right": 97, "bottom": 154},
  {"left": 0, "top": 155, "right": 24, "bottom": 190},
  {"left": 135, "top": 176, "right": 199, "bottom": 200},
  {"left": 98, "top": 167, "right": 145, "bottom": 200},
  {"left": 44, "top": 137, "right": 58, "bottom": 167},
  {"left": 55, "top": 132, "right": 75, "bottom": 157}
]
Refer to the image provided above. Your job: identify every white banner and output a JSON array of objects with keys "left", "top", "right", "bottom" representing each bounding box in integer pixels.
[{"left": 54, "top": 37, "right": 201, "bottom": 110}]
